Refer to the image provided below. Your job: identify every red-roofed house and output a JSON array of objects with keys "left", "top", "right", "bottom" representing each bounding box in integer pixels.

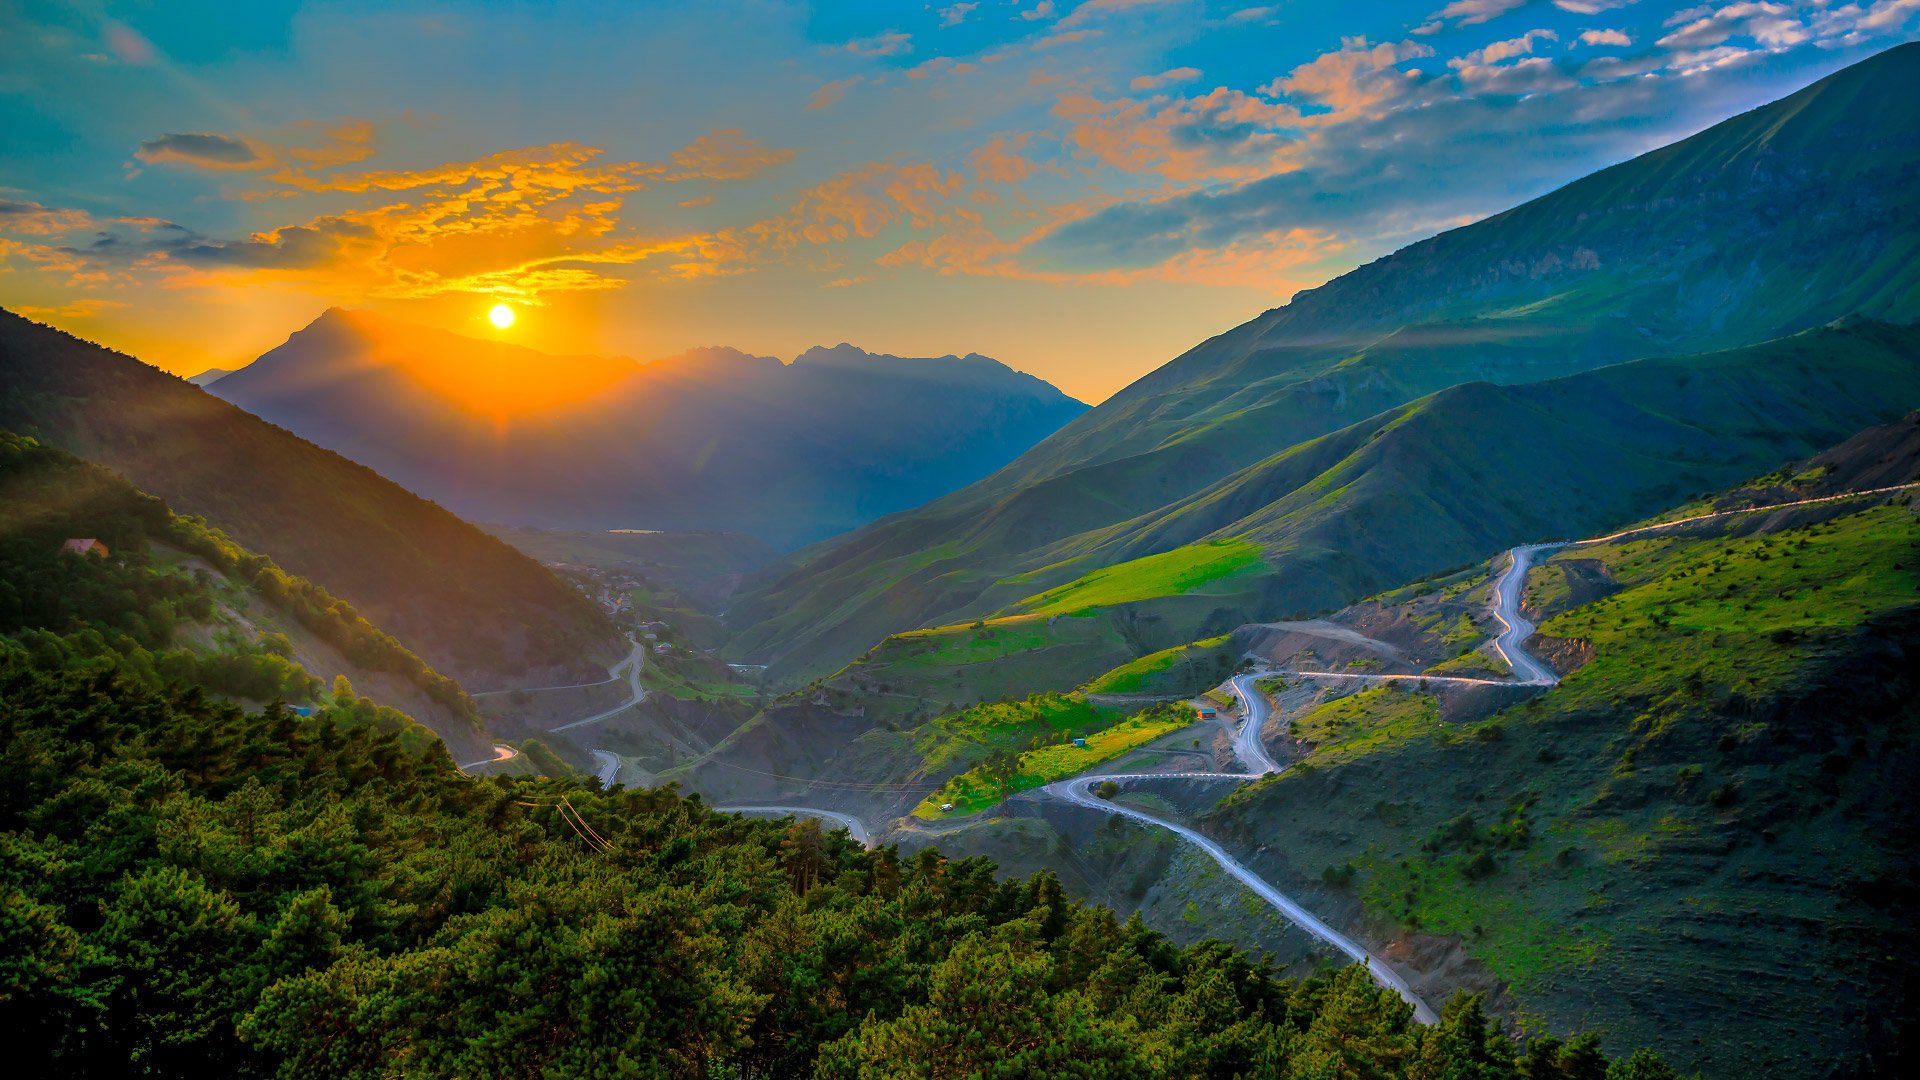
[{"left": 60, "top": 538, "right": 109, "bottom": 557}]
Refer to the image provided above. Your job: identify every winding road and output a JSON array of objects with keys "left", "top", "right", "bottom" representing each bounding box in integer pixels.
[
  {"left": 718, "top": 805, "right": 873, "bottom": 847},
  {"left": 1050, "top": 772, "right": 1439, "bottom": 1024},
  {"left": 1229, "top": 672, "right": 1285, "bottom": 775},
  {"left": 456, "top": 639, "right": 645, "bottom": 776},
  {"left": 458, "top": 743, "right": 519, "bottom": 771},
  {"left": 1039, "top": 543, "right": 1564, "bottom": 1025},
  {"left": 1488, "top": 544, "right": 1564, "bottom": 686},
  {"left": 1037, "top": 481, "right": 1920, "bottom": 1024},
  {"left": 550, "top": 639, "right": 647, "bottom": 732}
]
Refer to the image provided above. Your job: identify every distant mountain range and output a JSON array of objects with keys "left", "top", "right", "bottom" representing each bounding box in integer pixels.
[
  {"left": 724, "top": 41, "right": 1920, "bottom": 682},
  {"left": 206, "top": 311, "right": 1088, "bottom": 548}
]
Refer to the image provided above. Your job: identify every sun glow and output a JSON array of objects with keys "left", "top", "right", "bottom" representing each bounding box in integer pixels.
[{"left": 487, "top": 303, "right": 516, "bottom": 329}]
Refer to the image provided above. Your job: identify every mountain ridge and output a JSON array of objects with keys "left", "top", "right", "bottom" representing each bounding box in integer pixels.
[
  {"left": 0, "top": 309, "right": 623, "bottom": 688},
  {"left": 210, "top": 309, "right": 1090, "bottom": 547},
  {"left": 724, "top": 42, "right": 1920, "bottom": 679}
]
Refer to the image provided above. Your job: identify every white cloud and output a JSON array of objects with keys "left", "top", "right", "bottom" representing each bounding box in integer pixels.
[
  {"left": 1553, "top": 0, "right": 1639, "bottom": 12},
  {"left": 1424, "top": 0, "right": 1531, "bottom": 28},
  {"left": 1578, "top": 28, "right": 1633, "bottom": 45}
]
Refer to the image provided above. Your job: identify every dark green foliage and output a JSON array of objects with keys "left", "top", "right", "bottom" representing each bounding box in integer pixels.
[{"left": 0, "top": 655, "right": 1675, "bottom": 1078}]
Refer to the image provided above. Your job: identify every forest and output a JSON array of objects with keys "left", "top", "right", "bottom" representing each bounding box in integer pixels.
[
  {"left": 0, "top": 429, "right": 1692, "bottom": 1077},
  {"left": 0, "top": 652, "right": 1690, "bottom": 1078}
]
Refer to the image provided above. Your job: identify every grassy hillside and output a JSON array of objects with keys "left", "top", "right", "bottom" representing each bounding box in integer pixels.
[
  {"left": 1082, "top": 635, "right": 1236, "bottom": 696},
  {"left": 734, "top": 320, "right": 1920, "bottom": 685},
  {"left": 0, "top": 310, "right": 621, "bottom": 687},
  {"left": 915, "top": 701, "right": 1198, "bottom": 819},
  {"left": 727, "top": 44, "right": 1920, "bottom": 684},
  {"left": 1207, "top": 490, "right": 1920, "bottom": 1077}
]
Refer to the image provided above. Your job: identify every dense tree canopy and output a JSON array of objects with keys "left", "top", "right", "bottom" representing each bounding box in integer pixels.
[
  {"left": 0, "top": 432, "right": 1688, "bottom": 1077},
  {"left": 0, "top": 649, "right": 1684, "bottom": 1078}
]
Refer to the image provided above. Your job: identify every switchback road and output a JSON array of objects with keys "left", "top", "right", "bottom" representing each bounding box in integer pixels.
[
  {"left": 718, "top": 805, "right": 873, "bottom": 847},
  {"left": 1042, "top": 481, "right": 1920, "bottom": 1024}
]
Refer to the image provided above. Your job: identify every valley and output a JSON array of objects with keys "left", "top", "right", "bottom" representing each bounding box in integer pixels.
[{"left": 6, "top": 22, "right": 1920, "bottom": 1077}]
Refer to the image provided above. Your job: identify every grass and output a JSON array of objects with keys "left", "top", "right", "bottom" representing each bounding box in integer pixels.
[
  {"left": 638, "top": 652, "right": 758, "bottom": 703},
  {"left": 1549, "top": 507, "right": 1917, "bottom": 642},
  {"left": 1424, "top": 647, "right": 1511, "bottom": 677},
  {"left": 1289, "top": 685, "right": 1443, "bottom": 764},
  {"left": 1011, "top": 538, "right": 1267, "bottom": 617},
  {"left": 889, "top": 616, "right": 1058, "bottom": 668},
  {"left": 827, "top": 613, "right": 1138, "bottom": 723},
  {"left": 909, "top": 692, "right": 1117, "bottom": 779},
  {"left": 1082, "top": 634, "right": 1233, "bottom": 695},
  {"left": 913, "top": 702, "right": 1196, "bottom": 818},
  {"left": 1205, "top": 493, "right": 1920, "bottom": 1072}
]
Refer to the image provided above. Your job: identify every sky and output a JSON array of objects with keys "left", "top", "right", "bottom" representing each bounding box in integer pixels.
[{"left": 3, "top": 1, "right": 1916, "bottom": 402}]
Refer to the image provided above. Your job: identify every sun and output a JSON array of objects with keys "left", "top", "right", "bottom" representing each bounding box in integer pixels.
[{"left": 487, "top": 302, "right": 516, "bottom": 329}]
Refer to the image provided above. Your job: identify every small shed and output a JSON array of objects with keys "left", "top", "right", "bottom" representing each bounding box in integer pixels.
[
  {"left": 1071, "top": 737, "right": 1088, "bottom": 749},
  {"left": 60, "top": 538, "right": 109, "bottom": 558},
  {"left": 1196, "top": 705, "right": 1217, "bottom": 720}
]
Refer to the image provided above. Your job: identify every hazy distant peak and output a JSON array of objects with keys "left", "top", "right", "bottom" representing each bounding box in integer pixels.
[
  {"left": 791, "top": 342, "right": 981, "bottom": 368},
  {"left": 640, "top": 345, "right": 786, "bottom": 381},
  {"left": 789, "top": 342, "right": 1080, "bottom": 402},
  {"left": 186, "top": 367, "right": 233, "bottom": 386}
]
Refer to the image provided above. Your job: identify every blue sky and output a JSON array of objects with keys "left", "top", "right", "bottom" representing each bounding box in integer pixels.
[{"left": 2, "top": 0, "right": 1915, "bottom": 399}]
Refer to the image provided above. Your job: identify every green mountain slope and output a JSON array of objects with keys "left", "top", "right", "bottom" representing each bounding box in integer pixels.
[
  {"left": 0, "top": 310, "right": 621, "bottom": 688},
  {"left": 735, "top": 320, "right": 1920, "bottom": 687},
  {"left": 0, "top": 431, "right": 489, "bottom": 759},
  {"left": 728, "top": 42, "right": 1920, "bottom": 682},
  {"left": 1205, "top": 470, "right": 1920, "bottom": 1077}
]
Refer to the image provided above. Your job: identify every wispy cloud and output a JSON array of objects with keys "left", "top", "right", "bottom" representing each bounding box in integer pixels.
[
  {"left": 808, "top": 75, "right": 864, "bottom": 111},
  {"left": 135, "top": 132, "right": 271, "bottom": 171},
  {"left": 843, "top": 30, "right": 912, "bottom": 57},
  {"left": 1130, "top": 66, "right": 1203, "bottom": 91},
  {"left": 666, "top": 129, "right": 797, "bottom": 181}
]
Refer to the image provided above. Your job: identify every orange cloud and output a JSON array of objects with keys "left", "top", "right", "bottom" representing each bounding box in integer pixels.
[
  {"left": 754, "top": 160, "right": 970, "bottom": 249},
  {"left": 0, "top": 199, "right": 95, "bottom": 235},
  {"left": 969, "top": 134, "right": 1048, "bottom": 185},
  {"left": 666, "top": 129, "right": 798, "bottom": 181},
  {"left": 808, "top": 75, "right": 864, "bottom": 110},
  {"left": 1056, "top": 87, "right": 1303, "bottom": 180},
  {"left": 12, "top": 298, "right": 129, "bottom": 320},
  {"left": 1268, "top": 37, "right": 1435, "bottom": 117},
  {"left": 272, "top": 141, "right": 660, "bottom": 196},
  {"left": 875, "top": 202, "right": 1339, "bottom": 293},
  {"left": 131, "top": 143, "right": 738, "bottom": 301}
]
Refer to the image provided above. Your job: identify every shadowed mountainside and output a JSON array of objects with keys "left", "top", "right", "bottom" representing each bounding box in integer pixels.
[{"left": 0, "top": 310, "right": 622, "bottom": 689}]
